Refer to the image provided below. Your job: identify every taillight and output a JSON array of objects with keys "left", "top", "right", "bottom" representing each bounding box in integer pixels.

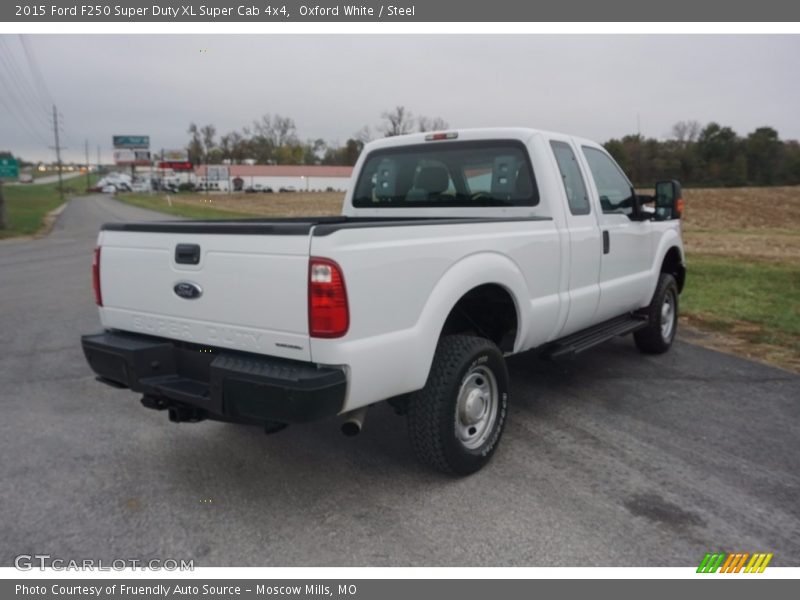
[
  {"left": 92, "top": 246, "right": 102, "bottom": 306},
  {"left": 308, "top": 257, "right": 348, "bottom": 338}
]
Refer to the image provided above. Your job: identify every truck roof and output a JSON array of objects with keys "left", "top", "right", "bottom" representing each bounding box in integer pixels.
[{"left": 362, "top": 127, "right": 604, "bottom": 152}]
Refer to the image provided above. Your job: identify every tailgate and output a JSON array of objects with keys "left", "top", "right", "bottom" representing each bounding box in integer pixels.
[{"left": 97, "top": 227, "right": 312, "bottom": 361}]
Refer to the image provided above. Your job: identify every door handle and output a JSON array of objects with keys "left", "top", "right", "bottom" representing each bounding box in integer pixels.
[{"left": 602, "top": 230, "right": 610, "bottom": 254}]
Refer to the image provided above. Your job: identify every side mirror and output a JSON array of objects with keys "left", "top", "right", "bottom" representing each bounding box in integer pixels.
[{"left": 654, "top": 180, "right": 684, "bottom": 220}]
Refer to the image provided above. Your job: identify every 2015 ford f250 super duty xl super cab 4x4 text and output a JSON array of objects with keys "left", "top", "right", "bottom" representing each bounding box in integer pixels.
[{"left": 81, "top": 128, "right": 686, "bottom": 475}]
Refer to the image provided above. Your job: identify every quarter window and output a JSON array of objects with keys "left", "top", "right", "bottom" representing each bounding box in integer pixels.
[{"left": 550, "top": 141, "right": 590, "bottom": 216}]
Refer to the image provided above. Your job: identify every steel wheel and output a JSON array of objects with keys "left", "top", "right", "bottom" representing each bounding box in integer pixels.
[
  {"left": 455, "top": 365, "right": 499, "bottom": 450},
  {"left": 634, "top": 273, "right": 679, "bottom": 355},
  {"left": 408, "top": 335, "right": 509, "bottom": 475},
  {"left": 660, "top": 291, "right": 676, "bottom": 341}
]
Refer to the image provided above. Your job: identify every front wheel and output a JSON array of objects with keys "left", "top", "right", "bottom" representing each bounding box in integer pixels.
[
  {"left": 407, "top": 335, "right": 509, "bottom": 475},
  {"left": 634, "top": 273, "right": 679, "bottom": 354}
]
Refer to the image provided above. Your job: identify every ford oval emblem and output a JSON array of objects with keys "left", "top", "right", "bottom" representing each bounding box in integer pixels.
[{"left": 174, "top": 281, "right": 203, "bottom": 300}]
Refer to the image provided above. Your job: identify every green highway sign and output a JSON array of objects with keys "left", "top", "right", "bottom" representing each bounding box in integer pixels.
[
  {"left": 112, "top": 135, "right": 150, "bottom": 149},
  {"left": 0, "top": 156, "right": 19, "bottom": 179}
]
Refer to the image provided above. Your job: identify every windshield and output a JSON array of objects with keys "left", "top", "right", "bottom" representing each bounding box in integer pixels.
[{"left": 352, "top": 140, "right": 539, "bottom": 208}]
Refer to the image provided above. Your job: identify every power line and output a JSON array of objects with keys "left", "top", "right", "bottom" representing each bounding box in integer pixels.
[
  {"left": 22, "top": 37, "right": 89, "bottom": 166},
  {"left": 0, "top": 79, "right": 50, "bottom": 147},
  {"left": 0, "top": 74, "right": 50, "bottom": 145},
  {"left": 0, "top": 39, "right": 52, "bottom": 147},
  {"left": 0, "top": 38, "right": 51, "bottom": 130},
  {"left": 18, "top": 36, "right": 54, "bottom": 109},
  {"left": 0, "top": 37, "right": 51, "bottom": 112}
]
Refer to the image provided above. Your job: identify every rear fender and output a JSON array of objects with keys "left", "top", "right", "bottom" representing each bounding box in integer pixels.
[{"left": 409, "top": 251, "right": 530, "bottom": 386}]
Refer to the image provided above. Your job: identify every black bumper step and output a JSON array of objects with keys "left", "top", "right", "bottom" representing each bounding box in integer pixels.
[{"left": 81, "top": 331, "right": 346, "bottom": 424}]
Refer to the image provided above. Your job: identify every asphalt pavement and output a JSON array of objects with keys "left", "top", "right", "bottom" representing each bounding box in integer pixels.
[{"left": 1, "top": 195, "right": 798, "bottom": 567}]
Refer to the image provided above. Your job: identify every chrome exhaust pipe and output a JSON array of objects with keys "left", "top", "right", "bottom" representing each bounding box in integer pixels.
[{"left": 341, "top": 407, "right": 369, "bottom": 437}]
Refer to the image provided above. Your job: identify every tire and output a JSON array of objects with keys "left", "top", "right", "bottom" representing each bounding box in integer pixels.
[
  {"left": 634, "top": 273, "right": 679, "bottom": 354},
  {"left": 407, "top": 335, "right": 509, "bottom": 475}
]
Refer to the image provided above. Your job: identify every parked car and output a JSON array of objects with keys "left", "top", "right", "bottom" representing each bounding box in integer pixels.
[
  {"left": 82, "top": 128, "right": 686, "bottom": 475},
  {"left": 244, "top": 184, "right": 274, "bottom": 193},
  {"left": 130, "top": 181, "right": 151, "bottom": 193}
]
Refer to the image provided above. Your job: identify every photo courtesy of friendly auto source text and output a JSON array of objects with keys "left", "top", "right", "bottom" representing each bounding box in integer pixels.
[{"left": 0, "top": 0, "right": 799, "bottom": 594}]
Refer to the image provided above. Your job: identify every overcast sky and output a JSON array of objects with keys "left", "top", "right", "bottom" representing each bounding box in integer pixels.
[{"left": 1, "top": 34, "right": 799, "bottom": 163}]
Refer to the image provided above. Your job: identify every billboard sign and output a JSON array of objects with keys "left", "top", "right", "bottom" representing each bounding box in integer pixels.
[
  {"left": 113, "top": 135, "right": 150, "bottom": 149},
  {"left": 114, "top": 149, "right": 152, "bottom": 165},
  {"left": 162, "top": 149, "right": 188, "bottom": 162},
  {"left": 0, "top": 156, "right": 19, "bottom": 179},
  {"left": 159, "top": 161, "right": 193, "bottom": 171}
]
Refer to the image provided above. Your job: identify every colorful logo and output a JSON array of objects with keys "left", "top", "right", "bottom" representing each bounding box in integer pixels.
[{"left": 697, "top": 552, "right": 773, "bottom": 573}]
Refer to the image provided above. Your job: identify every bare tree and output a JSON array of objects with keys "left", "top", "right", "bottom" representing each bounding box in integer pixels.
[
  {"left": 187, "top": 123, "right": 204, "bottom": 164},
  {"left": 219, "top": 133, "right": 232, "bottom": 162},
  {"left": 418, "top": 116, "right": 449, "bottom": 132},
  {"left": 228, "top": 130, "right": 248, "bottom": 164},
  {"left": 200, "top": 124, "right": 216, "bottom": 161},
  {"left": 380, "top": 106, "right": 415, "bottom": 137},
  {"left": 252, "top": 114, "right": 298, "bottom": 147},
  {"left": 354, "top": 125, "right": 373, "bottom": 144},
  {"left": 272, "top": 115, "right": 298, "bottom": 147},
  {"left": 671, "top": 120, "right": 701, "bottom": 146}
]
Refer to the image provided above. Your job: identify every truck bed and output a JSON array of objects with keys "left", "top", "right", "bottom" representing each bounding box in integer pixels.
[{"left": 102, "top": 215, "right": 550, "bottom": 236}]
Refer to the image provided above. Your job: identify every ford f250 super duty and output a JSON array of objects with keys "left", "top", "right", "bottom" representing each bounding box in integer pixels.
[{"left": 82, "top": 128, "right": 686, "bottom": 475}]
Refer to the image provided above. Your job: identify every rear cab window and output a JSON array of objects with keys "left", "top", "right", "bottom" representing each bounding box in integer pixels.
[{"left": 352, "top": 140, "right": 539, "bottom": 208}]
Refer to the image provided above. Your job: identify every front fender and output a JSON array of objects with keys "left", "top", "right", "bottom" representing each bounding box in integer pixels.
[{"left": 646, "top": 229, "right": 685, "bottom": 300}]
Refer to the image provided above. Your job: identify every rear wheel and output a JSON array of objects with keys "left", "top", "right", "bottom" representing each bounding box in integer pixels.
[
  {"left": 407, "top": 335, "right": 509, "bottom": 475},
  {"left": 634, "top": 273, "right": 679, "bottom": 354}
]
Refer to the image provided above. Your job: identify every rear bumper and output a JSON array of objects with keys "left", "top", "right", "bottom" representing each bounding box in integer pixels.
[{"left": 81, "top": 331, "right": 346, "bottom": 424}]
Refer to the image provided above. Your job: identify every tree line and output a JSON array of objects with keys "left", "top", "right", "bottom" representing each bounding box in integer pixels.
[
  {"left": 186, "top": 106, "right": 447, "bottom": 168},
  {"left": 605, "top": 121, "right": 800, "bottom": 187},
  {"left": 186, "top": 111, "right": 800, "bottom": 187}
]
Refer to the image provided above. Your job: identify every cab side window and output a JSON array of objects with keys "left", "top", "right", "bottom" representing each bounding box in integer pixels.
[
  {"left": 582, "top": 147, "right": 636, "bottom": 217},
  {"left": 550, "top": 141, "right": 590, "bottom": 216}
]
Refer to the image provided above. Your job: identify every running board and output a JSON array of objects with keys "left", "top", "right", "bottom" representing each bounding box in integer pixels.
[{"left": 542, "top": 314, "right": 648, "bottom": 360}]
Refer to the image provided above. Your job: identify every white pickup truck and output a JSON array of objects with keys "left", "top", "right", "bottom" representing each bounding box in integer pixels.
[{"left": 82, "top": 128, "right": 686, "bottom": 475}]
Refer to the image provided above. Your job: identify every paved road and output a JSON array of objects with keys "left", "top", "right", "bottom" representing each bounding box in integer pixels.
[{"left": 1, "top": 195, "right": 798, "bottom": 567}]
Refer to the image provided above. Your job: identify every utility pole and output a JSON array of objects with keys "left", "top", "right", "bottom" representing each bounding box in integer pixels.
[
  {"left": 52, "top": 105, "right": 64, "bottom": 201},
  {"left": 0, "top": 180, "right": 5, "bottom": 229},
  {"left": 97, "top": 146, "right": 101, "bottom": 174},
  {"left": 85, "top": 139, "right": 90, "bottom": 192}
]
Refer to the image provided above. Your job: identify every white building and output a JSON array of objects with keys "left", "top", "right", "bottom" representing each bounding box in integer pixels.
[{"left": 194, "top": 164, "right": 353, "bottom": 192}]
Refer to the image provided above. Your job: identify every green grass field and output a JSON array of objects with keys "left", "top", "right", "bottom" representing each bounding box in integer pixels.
[
  {"left": 100, "top": 187, "right": 800, "bottom": 372},
  {"left": 116, "top": 193, "right": 248, "bottom": 220},
  {"left": 0, "top": 175, "right": 99, "bottom": 239},
  {"left": 680, "top": 254, "right": 799, "bottom": 370}
]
